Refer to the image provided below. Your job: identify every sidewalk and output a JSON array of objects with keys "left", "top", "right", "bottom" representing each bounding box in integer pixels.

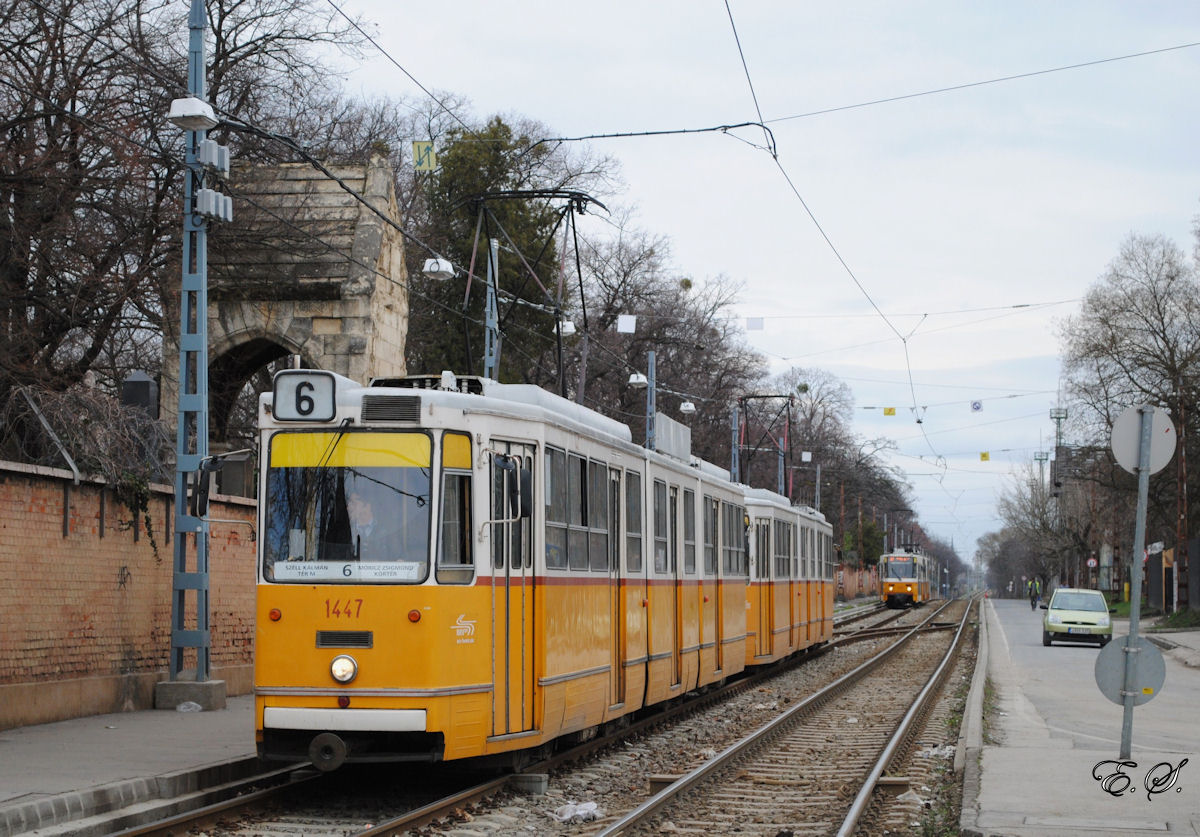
[
  {"left": 959, "top": 597, "right": 1200, "bottom": 836},
  {"left": 0, "top": 695, "right": 257, "bottom": 835}
]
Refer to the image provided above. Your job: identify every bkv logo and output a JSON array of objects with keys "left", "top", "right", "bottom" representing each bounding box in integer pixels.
[{"left": 452, "top": 614, "right": 476, "bottom": 644}]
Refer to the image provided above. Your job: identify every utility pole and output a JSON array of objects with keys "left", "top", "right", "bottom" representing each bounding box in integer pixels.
[
  {"left": 158, "top": 0, "right": 232, "bottom": 710},
  {"left": 645, "top": 350, "right": 657, "bottom": 451},
  {"left": 483, "top": 238, "right": 501, "bottom": 380},
  {"left": 1176, "top": 377, "right": 1188, "bottom": 611}
]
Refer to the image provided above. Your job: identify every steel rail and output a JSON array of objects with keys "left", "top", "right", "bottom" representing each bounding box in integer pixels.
[
  {"left": 836, "top": 596, "right": 976, "bottom": 836},
  {"left": 595, "top": 599, "right": 958, "bottom": 836},
  {"left": 112, "top": 764, "right": 320, "bottom": 836},
  {"left": 115, "top": 606, "right": 878, "bottom": 836},
  {"left": 356, "top": 775, "right": 512, "bottom": 836}
]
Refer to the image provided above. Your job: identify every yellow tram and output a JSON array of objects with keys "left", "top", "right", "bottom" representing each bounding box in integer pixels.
[
  {"left": 878, "top": 548, "right": 934, "bottom": 608},
  {"left": 254, "top": 369, "right": 834, "bottom": 770}
]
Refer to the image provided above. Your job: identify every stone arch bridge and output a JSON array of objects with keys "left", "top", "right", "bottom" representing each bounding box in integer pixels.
[{"left": 160, "top": 154, "right": 409, "bottom": 446}]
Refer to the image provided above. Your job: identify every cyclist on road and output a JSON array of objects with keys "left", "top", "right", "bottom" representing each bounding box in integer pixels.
[{"left": 1027, "top": 577, "right": 1042, "bottom": 610}]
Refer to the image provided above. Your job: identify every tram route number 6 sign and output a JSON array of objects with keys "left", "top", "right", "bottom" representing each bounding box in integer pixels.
[{"left": 273, "top": 370, "right": 337, "bottom": 422}]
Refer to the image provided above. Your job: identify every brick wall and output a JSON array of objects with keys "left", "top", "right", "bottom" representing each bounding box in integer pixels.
[
  {"left": 836, "top": 565, "right": 879, "bottom": 600},
  {"left": 0, "top": 461, "right": 256, "bottom": 729}
]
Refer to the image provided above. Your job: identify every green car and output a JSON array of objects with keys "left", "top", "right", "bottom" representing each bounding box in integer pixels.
[{"left": 1041, "top": 587, "right": 1114, "bottom": 647}]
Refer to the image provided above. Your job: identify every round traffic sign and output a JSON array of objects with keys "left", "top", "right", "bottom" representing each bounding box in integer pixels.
[
  {"left": 1087, "top": 557, "right": 1098, "bottom": 568},
  {"left": 1095, "top": 635, "right": 1165, "bottom": 706},
  {"left": 1111, "top": 405, "right": 1176, "bottom": 475}
]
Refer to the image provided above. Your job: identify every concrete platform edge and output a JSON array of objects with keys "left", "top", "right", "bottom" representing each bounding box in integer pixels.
[
  {"left": 957, "top": 595, "right": 991, "bottom": 836},
  {"left": 0, "top": 755, "right": 259, "bottom": 836}
]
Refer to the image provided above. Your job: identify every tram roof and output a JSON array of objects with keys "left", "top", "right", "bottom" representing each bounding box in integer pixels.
[{"left": 742, "top": 486, "right": 827, "bottom": 523}]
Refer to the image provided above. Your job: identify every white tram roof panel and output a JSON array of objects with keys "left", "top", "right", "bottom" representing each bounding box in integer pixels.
[
  {"left": 281, "top": 369, "right": 636, "bottom": 445},
  {"left": 742, "top": 486, "right": 828, "bottom": 524}
]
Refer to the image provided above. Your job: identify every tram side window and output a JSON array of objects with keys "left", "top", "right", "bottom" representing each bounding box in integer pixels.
[
  {"left": 773, "top": 519, "right": 789, "bottom": 578},
  {"left": 817, "top": 532, "right": 824, "bottom": 579},
  {"left": 545, "top": 447, "right": 568, "bottom": 569},
  {"left": 790, "top": 522, "right": 798, "bottom": 578},
  {"left": 588, "top": 460, "right": 609, "bottom": 571},
  {"left": 720, "top": 501, "right": 747, "bottom": 576},
  {"left": 626, "top": 471, "right": 643, "bottom": 572},
  {"left": 437, "top": 433, "right": 473, "bottom": 584},
  {"left": 798, "top": 524, "right": 808, "bottom": 579},
  {"left": 703, "top": 495, "right": 718, "bottom": 575},
  {"left": 653, "top": 479, "right": 668, "bottom": 573},
  {"left": 568, "top": 454, "right": 589, "bottom": 571},
  {"left": 683, "top": 489, "right": 696, "bottom": 574}
]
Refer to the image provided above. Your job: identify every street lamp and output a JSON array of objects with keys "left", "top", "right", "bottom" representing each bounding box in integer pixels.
[
  {"left": 421, "top": 257, "right": 455, "bottom": 281},
  {"left": 167, "top": 96, "right": 218, "bottom": 131}
]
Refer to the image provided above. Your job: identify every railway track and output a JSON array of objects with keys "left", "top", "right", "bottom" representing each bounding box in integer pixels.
[
  {"left": 114, "top": 599, "right": 963, "bottom": 836},
  {"left": 600, "top": 598, "right": 973, "bottom": 836}
]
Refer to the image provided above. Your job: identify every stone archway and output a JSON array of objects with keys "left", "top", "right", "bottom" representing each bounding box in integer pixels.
[{"left": 160, "top": 154, "right": 409, "bottom": 443}]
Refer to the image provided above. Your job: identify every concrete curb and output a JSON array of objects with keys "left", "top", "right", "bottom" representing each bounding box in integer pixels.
[
  {"left": 1143, "top": 630, "right": 1200, "bottom": 668},
  {"left": 957, "top": 595, "right": 990, "bottom": 836},
  {"left": 0, "top": 755, "right": 260, "bottom": 836}
]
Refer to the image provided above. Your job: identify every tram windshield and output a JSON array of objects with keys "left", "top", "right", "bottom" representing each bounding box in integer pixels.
[
  {"left": 262, "top": 431, "right": 432, "bottom": 583},
  {"left": 882, "top": 554, "right": 916, "bottom": 578}
]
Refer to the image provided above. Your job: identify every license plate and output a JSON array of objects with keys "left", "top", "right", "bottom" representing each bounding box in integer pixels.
[{"left": 1067, "top": 627, "right": 1091, "bottom": 635}]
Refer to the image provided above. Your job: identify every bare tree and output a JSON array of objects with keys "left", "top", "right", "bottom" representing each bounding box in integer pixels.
[
  {"left": 1059, "top": 233, "right": 1200, "bottom": 441},
  {"left": 549, "top": 220, "right": 765, "bottom": 465},
  {"left": 0, "top": 0, "right": 366, "bottom": 468},
  {"left": 1057, "top": 231, "right": 1200, "bottom": 584}
]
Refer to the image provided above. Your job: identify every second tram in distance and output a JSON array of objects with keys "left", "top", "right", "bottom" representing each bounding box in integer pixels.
[
  {"left": 878, "top": 547, "right": 934, "bottom": 607},
  {"left": 253, "top": 369, "right": 836, "bottom": 770}
]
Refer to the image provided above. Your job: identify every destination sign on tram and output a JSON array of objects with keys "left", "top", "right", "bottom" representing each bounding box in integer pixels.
[{"left": 273, "top": 370, "right": 336, "bottom": 421}]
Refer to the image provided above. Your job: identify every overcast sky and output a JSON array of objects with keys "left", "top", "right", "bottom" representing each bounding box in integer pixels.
[{"left": 340, "top": 1, "right": 1200, "bottom": 563}]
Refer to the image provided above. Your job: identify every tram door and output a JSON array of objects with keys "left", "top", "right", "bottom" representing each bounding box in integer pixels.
[
  {"left": 670, "top": 486, "right": 682, "bottom": 686},
  {"left": 490, "top": 442, "right": 535, "bottom": 737},
  {"left": 787, "top": 524, "right": 796, "bottom": 650},
  {"left": 710, "top": 499, "right": 724, "bottom": 672},
  {"left": 608, "top": 471, "right": 624, "bottom": 706},
  {"left": 755, "top": 519, "right": 772, "bottom": 657}
]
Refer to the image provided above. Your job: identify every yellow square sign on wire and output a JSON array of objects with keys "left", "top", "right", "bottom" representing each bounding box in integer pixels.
[{"left": 413, "top": 141, "right": 436, "bottom": 172}]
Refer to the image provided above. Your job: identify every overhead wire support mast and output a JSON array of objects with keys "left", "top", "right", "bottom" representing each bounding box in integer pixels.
[
  {"left": 454, "top": 189, "right": 607, "bottom": 384},
  {"left": 158, "top": 0, "right": 232, "bottom": 707}
]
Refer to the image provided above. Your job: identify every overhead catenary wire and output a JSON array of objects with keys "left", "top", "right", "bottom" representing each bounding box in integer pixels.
[
  {"left": 767, "top": 40, "right": 1200, "bottom": 124},
  {"left": 17, "top": 0, "right": 1134, "bottom": 522}
]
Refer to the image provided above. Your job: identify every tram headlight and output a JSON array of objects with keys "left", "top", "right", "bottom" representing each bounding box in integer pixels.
[{"left": 330, "top": 654, "right": 358, "bottom": 684}]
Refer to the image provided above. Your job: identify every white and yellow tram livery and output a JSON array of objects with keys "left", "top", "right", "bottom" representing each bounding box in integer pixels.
[
  {"left": 878, "top": 548, "right": 933, "bottom": 608},
  {"left": 255, "top": 369, "right": 833, "bottom": 770}
]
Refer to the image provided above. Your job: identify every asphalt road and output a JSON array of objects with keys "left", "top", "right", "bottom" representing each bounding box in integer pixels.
[{"left": 989, "top": 597, "right": 1197, "bottom": 755}]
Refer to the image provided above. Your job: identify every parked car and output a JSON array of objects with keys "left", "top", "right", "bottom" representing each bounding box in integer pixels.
[{"left": 1041, "top": 587, "right": 1114, "bottom": 646}]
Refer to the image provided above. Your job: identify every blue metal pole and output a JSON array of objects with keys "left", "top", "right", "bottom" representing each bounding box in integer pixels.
[
  {"left": 646, "top": 350, "right": 656, "bottom": 451},
  {"left": 730, "top": 403, "right": 740, "bottom": 483},
  {"left": 170, "top": 0, "right": 212, "bottom": 682},
  {"left": 483, "top": 238, "right": 500, "bottom": 379}
]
